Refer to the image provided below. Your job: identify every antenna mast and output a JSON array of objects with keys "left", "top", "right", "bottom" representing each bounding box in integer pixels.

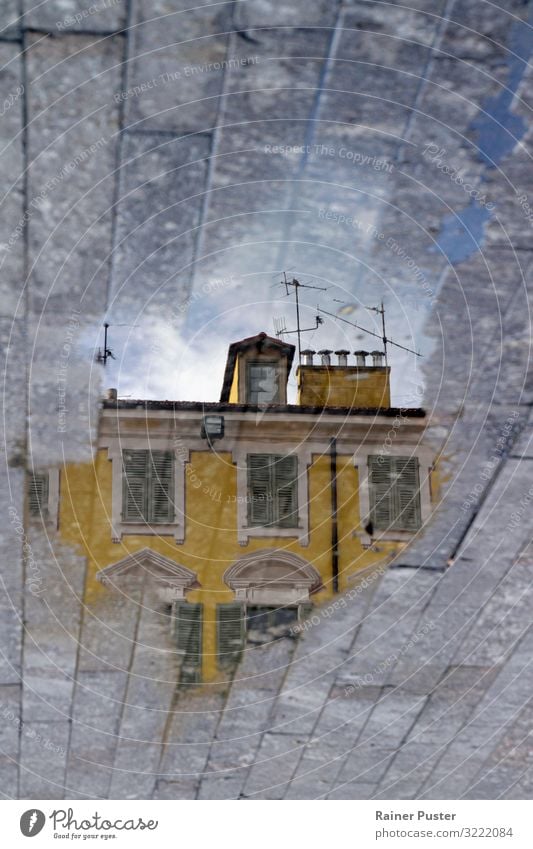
[
  {"left": 317, "top": 304, "right": 421, "bottom": 358},
  {"left": 280, "top": 275, "right": 328, "bottom": 363},
  {"left": 96, "top": 323, "right": 116, "bottom": 366}
]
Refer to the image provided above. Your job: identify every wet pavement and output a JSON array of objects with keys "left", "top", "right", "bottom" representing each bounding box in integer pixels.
[{"left": 1, "top": 0, "right": 533, "bottom": 799}]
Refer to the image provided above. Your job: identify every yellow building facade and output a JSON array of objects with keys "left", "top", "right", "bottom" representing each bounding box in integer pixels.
[{"left": 31, "top": 332, "right": 433, "bottom": 683}]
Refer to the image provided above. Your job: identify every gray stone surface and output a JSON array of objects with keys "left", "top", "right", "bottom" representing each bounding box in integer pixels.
[
  {"left": 26, "top": 32, "right": 121, "bottom": 317},
  {"left": 0, "top": 44, "right": 24, "bottom": 317},
  {"left": 2, "top": 0, "right": 533, "bottom": 801},
  {"left": 23, "top": 0, "right": 126, "bottom": 33}
]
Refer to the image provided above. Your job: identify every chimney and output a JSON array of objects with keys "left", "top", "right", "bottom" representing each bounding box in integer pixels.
[
  {"left": 297, "top": 348, "right": 390, "bottom": 409},
  {"left": 371, "top": 350, "right": 385, "bottom": 367},
  {"left": 335, "top": 349, "right": 349, "bottom": 367},
  {"left": 301, "top": 349, "right": 315, "bottom": 366}
]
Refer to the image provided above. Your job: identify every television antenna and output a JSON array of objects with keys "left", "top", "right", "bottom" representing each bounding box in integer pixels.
[
  {"left": 273, "top": 316, "right": 287, "bottom": 337},
  {"left": 95, "top": 323, "right": 115, "bottom": 366},
  {"left": 317, "top": 303, "right": 422, "bottom": 363},
  {"left": 278, "top": 274, "right": 328, "bottom": 363}
]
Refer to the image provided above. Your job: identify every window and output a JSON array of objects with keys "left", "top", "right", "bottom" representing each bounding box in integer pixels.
[
  {"left": 246, "top": 361, "right": 281, "bottom": 404},
  {"left": 247, "top": 454, "right": 298, "bottom": 527},
  {"left": 368, "top": 455, "right": 421, "bottom": 531},
  {"left": 28, "top": 472, "right": 49, "bottom": 518},
  {"left": 216, "top": 603, "right": 245, "bottom": 669},
  {"left": 247, "top": 605, "right": 298, "bottom": 632},
  {"left": 122, "top": 450, "right": 174, "bottom": 523},
  {"left": 173, "top": 601, "right": 202, "bottom": 684},
  {"left": 216, "top": 603, "right": 311, "bottom": 669}
]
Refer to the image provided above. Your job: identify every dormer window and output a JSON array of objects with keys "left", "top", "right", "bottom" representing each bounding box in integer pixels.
[
  {"left": 246, "top": 361, "right": 281, "bottom": 405},
  {"left": 219, "top": 332, "right": 294, "bottom": 406}
]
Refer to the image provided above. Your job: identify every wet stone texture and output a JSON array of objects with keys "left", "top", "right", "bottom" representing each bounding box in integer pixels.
[{"left": 1, "top": 0, "right": 533, "bottom": 800}]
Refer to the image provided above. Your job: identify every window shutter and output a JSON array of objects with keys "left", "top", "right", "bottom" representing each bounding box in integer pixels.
[
  {"left": 368, "top": 455, "right": 421, "bottom": 531},
  {"left": 298, "top": 602, "right": 313, "bottom": 621},
  {"left": 393, "top": 457, "right": 421, "bottom": 530},
  {"left": 149, "top": 451, "right": 174, "bottom": 522},
  {"left": 174, "top": 601, "right": 202, "bottom": 683},
  {"left": 122, "top": 450, "right": 149, "bottom": 521},
  {"left": 28, "top": 472, "right": 49, "bottom": 517},
  {"left": 274, "top": 455, "right": 298, "bottom": 527},
  {"left": 368, "top": 455, "right": 394, "bottom": 530},
  {"left": 248, "top": 454, "right": 272, "bottom": 525},
  {"left": 122, "top": 449, "right": 174, "bottom": 523},
  {"left": 216, "top": 603, "right": 245, "bottom": 669}
]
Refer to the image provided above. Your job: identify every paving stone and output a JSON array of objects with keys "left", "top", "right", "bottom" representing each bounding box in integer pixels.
[
  {"left": 0, "top": 684, "right": 22, "bottom": 769},
  {"left": 26, "top": 33, "right": 122, "bottom": 317},
  {"left": 0, "top": 44, "right": 24, "bottom": 317},
  {"left": 126, "top": 1, "right": 231, "bottom": 134},
  {"left": 106, "top": 740, "right": 164, "bottom": 798},
  {"left": 453, "top": 563, "right": 532, "bottom": 667},
  {"left": 242, "top": 731, "right": 307, "bottom": 799},
  {"left": 153, "top": 778, "right": 197, "bottom": 799},
  {"left": 0, "top": 755, "right": 19, "bottom": 797},
  {"left": 65, "top": 722, "right": 116, "bottom": 798},
  {"left": 197, "top": 773, "right": 246, "bottom": 800},
  {"left": 158, "top": 690, "right": 226, "bottom": 781},
  {"left": 18, "top": 720, "right": 70, "bottom": 798},
  {"left": 107, "top": 587, "right": 179, "bottom": 797},
  {"left": 0, "top": 594, "right": 23, "bottom": 685},
  {"left": 23, "top": 0, "right": 127, "bottom": 32},
  {"left": 419, "top": 628, "right": 533, "bottom": 799},
  {"left": 108, "top": 131, "right": 210, "bottom": 322},
  {"left": 0, "top": 0, "right": 20, "bottom": 38},
  {"left": 1, "top": 319, "right": 26, "bottom": 464},
  {"left": 339, "top": 569, "right": 437, "bottom": 681},
  {"left": 328, "top": 780, "right": 378, "bottom": 800},
  {"left": 27, "top": 315, "right": 101, "bottom": 464},
  {"left": 237, "top": 1, "right": 338, "bottom": 28},
  {"left": 464, "top": 700, "right": 533, "bottom": 799}
]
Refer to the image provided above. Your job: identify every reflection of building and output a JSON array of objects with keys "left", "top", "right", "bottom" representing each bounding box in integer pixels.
[{"left": 29, "top": 332, "right": 433, "bottom": 683}]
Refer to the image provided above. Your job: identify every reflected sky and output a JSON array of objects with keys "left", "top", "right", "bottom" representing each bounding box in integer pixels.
[{"left": 89, "top": 270, "right": 430, "bottom": 407}]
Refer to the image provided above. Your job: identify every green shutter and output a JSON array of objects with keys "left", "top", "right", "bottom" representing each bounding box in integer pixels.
[
  {"left": 122, "top": 449, "right": 174, "bottom": 523},
  {"left": 368, "top": 455, "right": 421, "bottom": 531},
  {"left": 122, "top": 450, "right": 149, "bottom": 521},
  {"left": 174, "top": 601, "right": 202, "bottom": 684},
  {"left": 368, "top": 455, "right": 393, "bottom": 530},
  {"left": 394, "top": 457, "right": 421, "bottom": 530},
  {"left": 149, "top": 451, "right": 174, "bottom": 522},
  {"left": 248, "top": 454, "right": 298, "bottom": 528},
  {"left": 274, "top": 455, "right": 298, "bottom": 527},
  {"left": 298, "top": 602, "right": 313, "bottom": 621},
  {"left": 248, "top": 454, "right": 273, "bottom": 525},
  {"left": 216, "top": 603, "right": 245, "bottom": 669},
  {"left": 28, "top": 472, "right": 49, "bottom": 517}
]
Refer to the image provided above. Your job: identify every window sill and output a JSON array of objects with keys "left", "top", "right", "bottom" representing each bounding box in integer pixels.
[
  {"left": 239, "top": 524, "right": 308, "bottom": 546},
  {"left": 27, "top": 515, "right": 56, "bottom": 529},
  {"left": 112, "top": 522, "right": 184, "bottom": 543},
  {"left": 354, "top": 529, "right": 419, "bottom": 545},
  {"left": 247, "top": 524, "right": 301, "bottom": 531}
]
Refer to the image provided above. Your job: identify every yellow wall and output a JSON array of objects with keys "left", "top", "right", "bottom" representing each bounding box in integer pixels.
[
  {"left": 58, "top": 448, "right": 400, "bottom": 682},
  {"left": 298, "top": 366, "right": 391, "bottom": 409},
  {"left": 228, "top": 364, "right": 239, "bottom": 403}
]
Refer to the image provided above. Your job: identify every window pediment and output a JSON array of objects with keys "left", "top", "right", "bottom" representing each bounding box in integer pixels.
[
  {"left": 96, "top": 548, "right": 199, "bottom": 598},
  {"left": 224, "top": 549, "right": 321, "bottom": 594}
]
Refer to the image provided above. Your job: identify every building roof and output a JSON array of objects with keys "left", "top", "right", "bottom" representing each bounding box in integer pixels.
[
  {"left": 219, "top": 331, "right": 296, "bottom": 402},
  {"left": 102, "top": 399, "right": 425, "bottom": 417}
]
